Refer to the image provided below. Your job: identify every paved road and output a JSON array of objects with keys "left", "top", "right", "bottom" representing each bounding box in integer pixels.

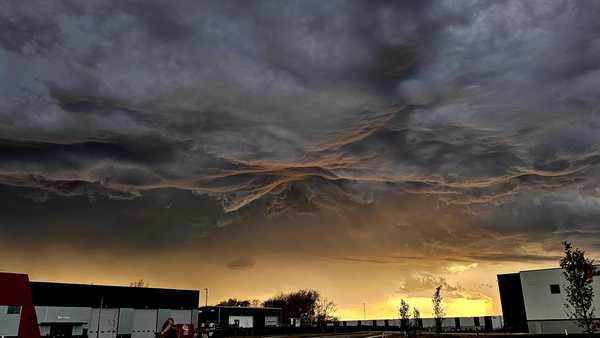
[{"left": 264, "top": 332, "right": 397, "bottom": 338}]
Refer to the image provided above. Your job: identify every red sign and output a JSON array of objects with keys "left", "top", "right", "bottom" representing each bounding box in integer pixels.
[{"left": 176, "top": 324, "right": 194, "bottom": 338}]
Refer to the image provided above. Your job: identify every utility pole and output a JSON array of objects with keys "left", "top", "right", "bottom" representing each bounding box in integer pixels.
[
  {"left": 363, "top": 303, "right": 366, "bottom": 320},
  {"left": 205, "top": 288, "right": 209, "bottom": 307}
]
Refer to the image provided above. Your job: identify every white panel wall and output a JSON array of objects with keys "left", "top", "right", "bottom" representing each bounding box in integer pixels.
[
  {"left": 132, "top": 309, "right": 157, "bottom": 338},
  {"left": 491, "top": 316, "right": 503, "bottom": 330},
  {"left": 35, "top": 306, "right": 92, "bottom": 324},
  {"left": 443, "top": 318, "right": 456, "bottom": 328},
  {"left": 118, "top": 308, "right": 134, "bottom": 334},
  {"left": 170, "top": 310, "right": 193, "bottom": 325},
  {"left": 156, "top": 309, "right": 171, "bottom": 331},
  {"left": 228, "top": 315, "right": 253, "bottom": 328},
  {"left": 421, "top": 318, "right": 436, "bottom": 328},
  {"left": 0, "top": 306, "right": 195, "bottom": 338},
  {"left": 520, "top": 268, "right": 600, "bottom": 320},
  {"left": 460, "top": 317, "right": 475, "bottom": 328},
  {"left": 387, "top": 319, "right": 400, "bottom": 327},
  {"left": 265, "top": 316, "right": 278, "bottom": 327},
  {"left": 192, "top": 309, "right": 198, "bottom": 328},
  {"left": 0, "top": 306, "right": 21, "bottom": 337},
  {"left": 88, "top": 308, "right": 119, "bottom": 338}
]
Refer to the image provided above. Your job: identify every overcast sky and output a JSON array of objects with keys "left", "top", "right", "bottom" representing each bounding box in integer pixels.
[{"left": 2, "top": 0, "right": 600, "bottom": 319}]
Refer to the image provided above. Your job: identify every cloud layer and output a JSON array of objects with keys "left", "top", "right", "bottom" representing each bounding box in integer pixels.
[{"left": 2, "top": 0, "right": 600, "bottom": 317}]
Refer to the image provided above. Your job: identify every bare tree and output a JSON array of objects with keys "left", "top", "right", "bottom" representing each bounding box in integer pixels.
[
  {"left": 560, "top": 241, "right": 597, "bottom": 335},
  {"left": 398, "top": 299, "right": 410, "bottom": 330},
  {"left": 217, "top": 298, "right": 252, "bottom": 307},
  {"left": 432, "top": 285, "right": 445, "bottom": 332},
  {"left": 412, "top": 307, "right": 421, "bottom": 329},
  {"left": 129, "top": 279, "right": 149, "bottom": 288},
  {"left": 316, "top": 297, "right": 337, "bottom": 324}
]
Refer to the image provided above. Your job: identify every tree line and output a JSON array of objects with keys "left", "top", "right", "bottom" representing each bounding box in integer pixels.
[{"left": 216, "top": 289, "right": 336, "bottom": 325}]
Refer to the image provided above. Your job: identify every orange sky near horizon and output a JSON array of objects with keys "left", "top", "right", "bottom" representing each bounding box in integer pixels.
[{"left": 1, "top": 244, "right": 561, "bottom": 320}]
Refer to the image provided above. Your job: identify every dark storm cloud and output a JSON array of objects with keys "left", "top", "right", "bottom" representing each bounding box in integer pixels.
[
  {"left": 226, "top": 256, "right": 256, "bottom": 270},
  {"left": 1, "top": 0, "right": 600, "bottom": 262}
]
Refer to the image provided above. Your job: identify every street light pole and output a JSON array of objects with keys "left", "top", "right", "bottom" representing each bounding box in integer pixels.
[
  {"left": 363, "top": 303, "right": 366, "bottom": 321},
  {"left": 205, "top": 288, "right": 209, "bottom": 307}
]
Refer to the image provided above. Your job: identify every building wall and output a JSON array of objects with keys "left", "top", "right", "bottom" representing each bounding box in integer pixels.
[
  {"left": 0, "top": 274, "right": 198, "bottom": 338},
  {"left": 421, "top": 318, "right": 436, "bottom": 328},
  {"left": 459, "top": 317, "right": 475, "bottom": 329},
  {"left": 497, "top": 273, "right": 529, "bottom": 332},
  {"left": 387, "top": 319, "right": 400, "bottom": 327},
  {"left": 491, "top": 316, "right": 503, "bottom": 330},
  {"left": 27, "top": 307, "right": 196, "bottom": 338},
  {"left": 527, "top": 319, "right": 582, "bottom": 334},
  {"left": 520, "top": 268, "right": 600, "bottom": 321},
  {"left": 0, "top": 306, "right": 21, "bottom": 337},
  {"left": 337, "top": 316, "right": 501, "bottom": 331},
  {"left": 131, "top": 309, "right": 158, "bottom": 338},
  {"left": 88, "top": 308, "right": 119, "bottom": 338},
  {"left": 228, "top": 315, "right": 253, "bottom": 328},
  {"left": 36, "top": 306, "right": 92, "bottom": 324},
  {"left": 264, "top": 316, "right": 278, "bottom": 327},
  {"left": 198, "top": 306, "right": 279, "bottom": 329},
  {"left": 117, "top": 308, "right": 134, "bottom": 335}
]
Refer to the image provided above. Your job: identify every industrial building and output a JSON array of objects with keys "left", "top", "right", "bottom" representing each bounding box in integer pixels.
[
  {"left": 498, "top": 267, "right": 600, "bottom": 334},
  {"left": 0, "top": 272, "right": 198, "bottom": 338}
]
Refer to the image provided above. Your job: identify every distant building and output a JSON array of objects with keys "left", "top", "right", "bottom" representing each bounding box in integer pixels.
[
  {"left": 498, "top": 267, "right": 600, "bottom": 334},
  {"left": 198, "top": 306, "right": 281, "bottom": 329},
  {"left": 338, "top": 316, "right": 502, "bottom": 331},
  {"left": 0, "top": 272, "right": 198, "bottom": 338}
]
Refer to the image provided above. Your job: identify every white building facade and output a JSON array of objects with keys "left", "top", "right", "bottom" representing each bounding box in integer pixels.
[
  {"left": 498, "top": 267, "right": 600, "bottom": 334},
  {"left": 0, "top": 276, "right": 199, "bottom": 338}
]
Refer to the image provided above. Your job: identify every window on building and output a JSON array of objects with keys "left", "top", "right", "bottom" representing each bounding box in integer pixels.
[
  {"left": 7, "top": 306, "right": 21, "bottom": 314},
  {"left": 550, "top": 284, "right": 561, "bottom": 294}
]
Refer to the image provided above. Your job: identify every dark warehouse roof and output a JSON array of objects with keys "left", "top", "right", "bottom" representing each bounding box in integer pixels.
[{"left": 30, "top": 282, "right": 199, "bottom": 309}]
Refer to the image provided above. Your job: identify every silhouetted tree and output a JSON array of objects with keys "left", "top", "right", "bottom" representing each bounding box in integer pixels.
[
  {"left": 432, "top": 286, "right": 445, "bottom": 332},
  {"left": 129, "top": 279, "right": 149, "bottom": 287},
  {"left": 263, "top": 289, "right": 332, "bottom": 324},
  {"left": 398, "top": 299, "right": 410, "bottom": 330},
  {"left": 560, "top": 241, "right": 598, "bottom": 335},
  {"left": 216, "top": 298, "right": 252, "bottom": 307},
  {"left": 412, "top": 307, "right": 421, "bottom": 329},
  {"left": 316, "top": 297, "right": 337, "bottom": 325}
]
